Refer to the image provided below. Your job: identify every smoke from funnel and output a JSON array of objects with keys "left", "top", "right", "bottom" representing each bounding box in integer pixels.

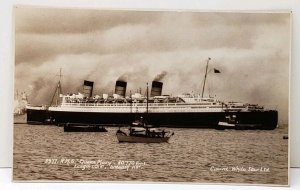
[
  {"left": 117, "top": 74, "right": 129, "bottom": 82},
  {"left": 154, "top": 71, "right": 167, "bottom": 81}
]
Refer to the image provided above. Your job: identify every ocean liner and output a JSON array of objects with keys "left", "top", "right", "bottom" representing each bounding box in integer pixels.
[{"left": 26, "top": 59, "right": 278, "bottom": 129}]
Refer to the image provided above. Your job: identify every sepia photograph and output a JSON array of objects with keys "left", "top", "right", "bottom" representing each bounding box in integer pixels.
[{"left": 13, "top": 6, "right": 290, "bottom": 185}]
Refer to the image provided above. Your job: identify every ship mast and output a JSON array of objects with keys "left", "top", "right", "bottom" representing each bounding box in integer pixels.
[
  {"left": 130, "top": 90, "right": 132, "bottom": 113},
  {"left": 146, "top": 82, "right": 149, "bottom": 114},
  {"left": 201, "top": 57, "right": 211, "bottom": 98},
  {"left": 50, "top": 68, "right": 63, "bottom": 106}
]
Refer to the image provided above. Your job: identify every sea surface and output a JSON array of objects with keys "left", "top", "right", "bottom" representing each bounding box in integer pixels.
[{"left": 13, "top": 119, "right": 288, "bottom": 185}]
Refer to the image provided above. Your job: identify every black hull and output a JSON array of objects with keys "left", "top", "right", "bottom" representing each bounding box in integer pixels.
[
  {"left": 26, "top": 109, "right": 50, "bottom": 125},
  {"left": 27, "top": 109, "right": 278, "bottom": 130}
]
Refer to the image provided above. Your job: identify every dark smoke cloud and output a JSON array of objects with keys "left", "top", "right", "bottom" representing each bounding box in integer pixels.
[
  {"left": 14, "top": 7, "right": 290, "bottom": 123},
  {"left": 154, "top": 71, "right": 167, "bottom": 82}
]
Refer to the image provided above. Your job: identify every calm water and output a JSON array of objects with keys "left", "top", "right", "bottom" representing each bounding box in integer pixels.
[{"left": 13, "top": 123, "right": 288, "bottom": 185}]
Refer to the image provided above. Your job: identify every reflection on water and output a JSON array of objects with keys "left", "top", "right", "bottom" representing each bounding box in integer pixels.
[{"left": 13, "top": 124, "right": 288, "bottom": 184}]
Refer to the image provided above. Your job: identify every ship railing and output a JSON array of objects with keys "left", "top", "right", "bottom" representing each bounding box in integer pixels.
[
  {"left": 261, "top": 105, "right": 278, "bottom": 111},
  {"left": 26, "top": 104, "right": 48, "bottom": 109},
  {"left": 60, "top": 102, "right": 225, "bottom": 107},
  {"left": 52, "top": 107, "right": 224, "bottom": 113},
  {"left": 223, "top": 104, "right": 278, "bottom": 112}
]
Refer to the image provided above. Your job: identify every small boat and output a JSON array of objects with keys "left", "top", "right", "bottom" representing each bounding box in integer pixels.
[
  {"left": 63, "top": 123, "right": 107, "bottom": 132},
  {"left": 116, "top": 117, "right": 174, "bottom": 143},
  {"left": 217, "top": 115, "right": 262, "bottom": 130},
  {"left": 116, "top": 127, "right": 174, "bottom": 143}
]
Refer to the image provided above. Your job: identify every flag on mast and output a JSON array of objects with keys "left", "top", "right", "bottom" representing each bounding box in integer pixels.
[{"left": 214, "top": 68, "right": 221, "bottom": 73}]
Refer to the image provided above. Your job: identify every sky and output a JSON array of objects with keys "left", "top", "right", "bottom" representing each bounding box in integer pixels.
[{"left": 14, "top": 6, "right": 291, "bottom": 122}]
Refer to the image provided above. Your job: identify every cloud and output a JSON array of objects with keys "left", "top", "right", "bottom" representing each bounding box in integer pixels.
[
  {"left": 15, "top": 6, "right": 160, "bottom": 34},
  {"left": 15, "top": 9, "right": 290, "bottom": 64}
]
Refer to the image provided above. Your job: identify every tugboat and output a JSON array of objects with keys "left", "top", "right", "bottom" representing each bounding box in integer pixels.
[{"left": 217, "top": 114, "right": 262, "bottom": 130}]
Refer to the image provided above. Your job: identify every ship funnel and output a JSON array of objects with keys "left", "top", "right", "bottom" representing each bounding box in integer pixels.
[
  {"left": 83, "top": 80, "right": 94, "bottom": 98},
  {"left": 151, "top": 81, "right": 163, "bottom": 97},
  {"left": 115, "top": 80, "right": 127, "bottom": 97}
]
